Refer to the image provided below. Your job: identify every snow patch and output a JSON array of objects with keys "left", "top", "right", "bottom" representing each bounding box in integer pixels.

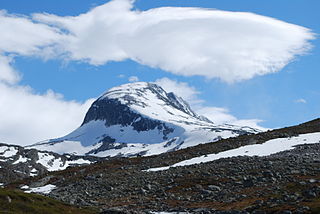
[
  {"left": 0, "top": 146, "right": 18, "bottom": 157},
  {"left": 13, "top": 156, "right": 28, "bottom": 164},
  {"left": 25, "top": 184, "right": 56, "bottom": 194},
  {"left": 147, "top": 132, "right": 320, "bottom": 172},
  {"left": 29, "top": 168, "right": 38, "bottom": 177},
  {"left": 66, "top": 158, "right": 91, "bottom": 165},
  {"left": 0, "top": 146, "right": 8, "bottom": 153},
  {"left": 20, "top": 185, "right": 29, "bottom": 190},
  {"left": 37, "top": 152, "right": 65, "bottom": 171},
  {"left": 36, "top": 152, "right": 92, "bottom": 171}
]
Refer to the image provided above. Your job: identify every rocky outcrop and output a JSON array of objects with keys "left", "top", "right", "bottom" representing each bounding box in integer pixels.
[{"left": 0, "top": 143, "right": 101, "bottom": 184}]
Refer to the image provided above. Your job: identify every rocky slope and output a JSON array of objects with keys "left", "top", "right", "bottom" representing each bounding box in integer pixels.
[
  {"left": 28, "top": 82, "right": 259, "bottom": 158},
  {"left": 8, "top": 118, "right": 320, "bottom": 213},
  {"left": 0, "top": 143, "right": 100, "bottom": 185}
]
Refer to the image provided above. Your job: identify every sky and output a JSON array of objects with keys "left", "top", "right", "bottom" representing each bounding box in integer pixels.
[{"left": 0, "top": 0, "right": 319, "bottom": 145}]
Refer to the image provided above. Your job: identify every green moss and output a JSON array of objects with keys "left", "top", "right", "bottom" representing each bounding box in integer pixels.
[{"left": 0, "top": 188, "right": 97, "bottom": 214}]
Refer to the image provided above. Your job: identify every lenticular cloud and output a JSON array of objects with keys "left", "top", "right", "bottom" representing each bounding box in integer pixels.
[
  {"left": 33, "top": 0, "right": 315, "bottom": 82},
  {"left": 0, "top": 0, "right": 315, "bottom": 83}
]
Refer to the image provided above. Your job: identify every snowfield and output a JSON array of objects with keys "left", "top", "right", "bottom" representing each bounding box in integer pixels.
[{"left": 147, "top": 132, "right": 320, "bottom": 172}]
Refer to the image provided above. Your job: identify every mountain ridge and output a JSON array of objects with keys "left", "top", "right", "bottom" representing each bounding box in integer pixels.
[{"left": 28, "top": 82, "right": 260, "bottom": 157}]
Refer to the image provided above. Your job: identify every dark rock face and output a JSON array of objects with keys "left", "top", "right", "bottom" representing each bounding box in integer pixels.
[
  {"left": 87, "top": 141, "right": 128, "bottom": 155},
  {"left": 82, "top": 98, "right": 174, "bottom": 138},
  {"left": 81, "top": 83, "right": 213, "bottom": 131},
  {"left": 82, "top": 98, "right": 137, "bottom": 126}
]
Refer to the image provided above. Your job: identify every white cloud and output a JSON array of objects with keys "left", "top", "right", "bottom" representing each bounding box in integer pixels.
[
  {"left": 196, "top": 107, "right": 237, "bottom": 124},
  {"left": 231, "top": 119, "right": 266, "bottom": 131},
  {"left": 0, "top": 83, "right": 94, "bottom": 145},
  {"left": 295, "top": 98, "right": 307, "bottom": 104},
  {"left": 0, "top": 10, "right": 63, "bottom": 84},
  {"left": 198, "top": 107, "right": 266, "bottom": 130},
  {"left": 155, "top": 77, "right": 202, "bottom": 105},
  {"left": 0, "top": 55, "right": 20, "bottom": 84},
  {"left": 0, "top": 12, "right": 89, "bottom": 144},
  {"left": 33, "top": 0, "right": 314, "bottom": 82},
  {"left": 0, "top": 0, "right": 314, "bottom": 84},
  {"left": 128, "top": 75, "right": 139, "bottom": 82},
  {"left": 155, "top": 77, "right": 266, "bottom": 130},
  {"left": 0, "top": 10, "right": 61, "bottom": 56}
]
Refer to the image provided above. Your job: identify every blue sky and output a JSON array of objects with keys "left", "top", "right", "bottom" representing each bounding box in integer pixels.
[{"left": 0, "top": 0, "right": 319, "bottom": 144}]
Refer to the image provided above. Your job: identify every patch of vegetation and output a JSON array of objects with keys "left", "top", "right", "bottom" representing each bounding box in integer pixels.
[{"left": 0, "top": 188, "right": 97, "bottom": 214}]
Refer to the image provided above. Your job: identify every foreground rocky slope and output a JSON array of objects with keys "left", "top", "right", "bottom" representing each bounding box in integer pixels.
[
  {"left": 50, "top": 144, "right": 319, "bottom": 213},
  {"left": 7, "top": 118, "right": 320, "bottom": 213}
]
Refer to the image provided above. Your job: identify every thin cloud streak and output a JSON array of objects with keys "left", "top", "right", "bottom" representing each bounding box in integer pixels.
[{"left": 295, "top": 98, "right": 307, "bottom": 104}]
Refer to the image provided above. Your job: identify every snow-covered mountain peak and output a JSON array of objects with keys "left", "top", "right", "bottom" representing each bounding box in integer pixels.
[
  {"left": 30, "top": 82, "right": 260, "bottom": 157},
  {"left": 91, "top": 82, "right": 208, "bottom": 125}
]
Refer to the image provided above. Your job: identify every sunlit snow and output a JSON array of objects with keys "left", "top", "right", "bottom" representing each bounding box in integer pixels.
[
  {"left": 24, "top": 184, "right": 56, "bottom": 194},
  {"left": 13, "top": 155, "right": 29, "bottom": 164},
  {"left": 147, "top": 132, "right": 320, "bottom": 172}
]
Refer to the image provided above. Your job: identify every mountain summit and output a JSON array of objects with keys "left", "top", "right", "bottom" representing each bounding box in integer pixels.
[{"left": 30, "top": 82, "right": 259, "bottom": 157}]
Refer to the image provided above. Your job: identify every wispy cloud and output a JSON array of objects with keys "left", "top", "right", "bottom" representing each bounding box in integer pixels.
[
  {"left": 295, "top": 98, "right": 307, "bottom": 104},
  {"left": 128, "top": 75, "right": 139, "bottom": 82}
]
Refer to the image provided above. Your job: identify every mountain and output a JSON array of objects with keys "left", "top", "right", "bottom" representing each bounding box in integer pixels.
[{"left": 28, "top": 82, "right": 260, "bottom": 157}]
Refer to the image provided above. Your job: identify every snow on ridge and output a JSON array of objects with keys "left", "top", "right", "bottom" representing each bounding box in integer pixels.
[
  {"left": 93, "top": 137, "right": 182, "bottom": 157},
  {"left": 100, "top": 82, "right": 212, "bottom": 127},
  {"left": 147, "top": 132, "right": 320, "bottom": 172},
  {"left": 31, "top": 117, "right": 250, "bottom": 158},
  {"left": 32, "top": 138, "right": 102, "bottom": 156},
  {"left": 36, "top": 152, "right": 92, "bottom": 171},
  {"left": 0, "top": 146, "right": 18, "bottom": 158},
  {"left": 0, "top": 146, "right": 9, "bottom": 153}
]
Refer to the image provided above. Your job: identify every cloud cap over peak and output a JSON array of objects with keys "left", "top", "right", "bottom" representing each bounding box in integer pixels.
[{"left": 32, "top": 0, "right": 315, "bottom": 82}]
